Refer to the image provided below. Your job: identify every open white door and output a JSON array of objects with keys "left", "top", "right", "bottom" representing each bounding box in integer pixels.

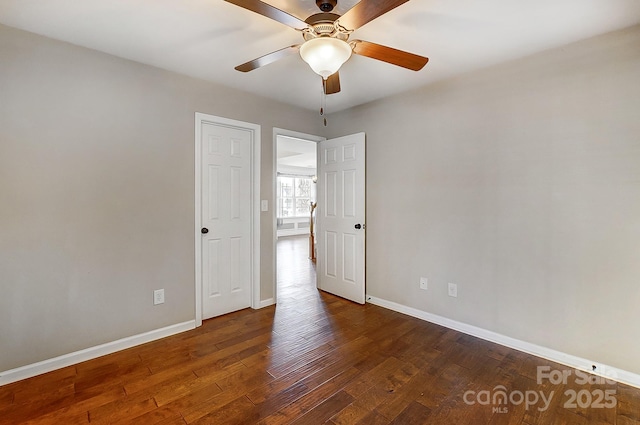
[{"left": 316, "top": 133, "right": 366, "bottom": 304}]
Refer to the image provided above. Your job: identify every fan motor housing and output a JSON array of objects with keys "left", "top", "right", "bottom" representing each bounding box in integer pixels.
[
  {"left": 316, "top": 0, "right": 337, "bottom": 12},
  {"left": 304, "top": 13, "right": 349, "bottom": 41}
]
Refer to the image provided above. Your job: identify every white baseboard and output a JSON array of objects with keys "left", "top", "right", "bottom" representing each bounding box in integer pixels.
[
  {"left": 0, "top": 320, "right": 196, "bottom": 386},
  {"left": 258, "top": 298, "right": 276, "bottom": 308},
  {"left": 366, "top": 295, "right": 640, "bottom": 389}
]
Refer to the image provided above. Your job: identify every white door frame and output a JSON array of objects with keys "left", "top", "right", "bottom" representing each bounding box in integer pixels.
[
  {"left": 195, "top": 113, "right": 261, "bottom": 327},
  {"left": 272, "top": 128, "right": 325, "bottom": 305}
]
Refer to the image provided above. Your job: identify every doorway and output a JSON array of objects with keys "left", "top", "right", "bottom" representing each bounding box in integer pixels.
[{"left": 272, "top": 128, "right": 324, "bottom": 303}]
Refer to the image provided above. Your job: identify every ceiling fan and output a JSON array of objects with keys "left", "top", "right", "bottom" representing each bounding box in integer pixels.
[{"left": 225, "top": 0, "right": 429, "bottom": 95}]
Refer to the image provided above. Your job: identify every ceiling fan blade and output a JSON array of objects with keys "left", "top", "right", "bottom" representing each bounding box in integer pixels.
[
  {"left": 224, "top": 0, "right": 308, "bottom": 30},
  {"left": 324, "top": 72, "right": 341, "bottom": 95},
  {"left": 235, "top": 45, "right": 301, "bottom": 72},
  {"left": 352, "top": 40, "right": 428, "bottom": 71},
  {"left": 338, "top": 0, "right": 409, "bottom": 30}
]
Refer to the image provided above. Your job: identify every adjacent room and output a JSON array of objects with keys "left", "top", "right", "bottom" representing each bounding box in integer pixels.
[
  {"left": 275, "top": 134, "right": 319, "bottom": 297},
  {"left": 1, "top": 0, "right": 639, "bottom": 423}
]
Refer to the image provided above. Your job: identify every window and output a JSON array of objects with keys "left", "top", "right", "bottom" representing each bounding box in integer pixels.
[{"left": 277, "top": 176, "right": 313, "bottom": 218}]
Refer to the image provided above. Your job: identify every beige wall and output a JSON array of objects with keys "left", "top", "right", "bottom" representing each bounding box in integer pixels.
[
  {"left": 326, "top": 25, "right": 640, "bottom": 374},
  {"left": 0, "top": 24, "right": 323, "bottom": 372}
]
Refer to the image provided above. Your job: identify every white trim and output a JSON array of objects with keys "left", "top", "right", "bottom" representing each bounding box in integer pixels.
[
  {"left": 0, "top": 321, "right": 195, "bottom": 386},
  {"left": 259, "top": 298, "right": 276, "bottom": 308},
  {"left": 366, "top": 295, "right": 640, "bottom": 389},
  {"left": 195, "top": 113, "right": 261, "bottom": 326},
  {"left": 195, "top": 115, "right": 203, "bottom": 326},
  {"left": 272, "top": 128, "right": 325, "bottom": 305},
  {"left": 252, "top": 124, "right": 262, "bottom": 311}
]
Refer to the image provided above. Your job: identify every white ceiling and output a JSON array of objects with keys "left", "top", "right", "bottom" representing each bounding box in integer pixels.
[
  {"left": 1, "top": 0, "right": 639, "bottom": 112},
  {"left": 277, "top": 136, "right": 317, "bottom": 169}
]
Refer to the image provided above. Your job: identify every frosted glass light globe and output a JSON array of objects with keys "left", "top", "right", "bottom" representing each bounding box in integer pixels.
[{"left": 299, "top": 37, "right": 352, "bottom": 79}]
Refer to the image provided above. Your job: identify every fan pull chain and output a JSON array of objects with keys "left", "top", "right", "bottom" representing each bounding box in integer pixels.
[{"left": 320, "top": 78, "right": 327, "bottom": 127}]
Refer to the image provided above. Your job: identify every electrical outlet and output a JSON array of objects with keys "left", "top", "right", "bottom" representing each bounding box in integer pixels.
[
  {"left": 447, "top": 283, "right": 457, "bottom": 298},
  {"left": 419, "top": 277, "right": 428, "bottom": 290},
  {"left": 153, "top": 289, "right": 165, "bottom": 305}
]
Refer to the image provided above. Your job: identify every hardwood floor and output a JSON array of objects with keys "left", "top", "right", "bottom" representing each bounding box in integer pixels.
[{"left": 1, "top": 235, "right": 639, "bottom": 424}]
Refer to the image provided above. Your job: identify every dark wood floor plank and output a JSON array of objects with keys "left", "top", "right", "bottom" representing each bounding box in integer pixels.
[
  {"left": 353, "top": 409, "right": 392, "bottom": 425},
  {"left": 328, "top": 400, "right": 372, "bottom": 424},
  {"left": 179, "top": 369, "right": 271, "bottom": 423},
  {"left": 0, "top": 389, "right": 13, "bottom": 410},
  {"left": 332, "top": 371, "right": 408, "bottom": 422},
  {"left": 75, "top": 359, "right": 150, "bottom": 394},
  {"left": 2, "top": 236, "right": 639, "bottom": 424},
  {"left": 123, "top": 368, "right": 196, "bottom": 398},
  {"left": 618, "top": 383, "right": 640, "bottom": 422},
  {"left": 248, "top": 381, "right": 311, "bottom": 421},
  {"left": 123, "top": 332, "right": 270, "bottom": 400},
  {"left": 290, "top": 390, "right": 354, "bottom": 425},
  {"left": 156, "top": 381, "right": 238, "bottom": 424},
  {"left": 190, "top": 395, "right": 257, "bottom": 425},
  {"left": 152, "top": 361, "right": 245, "bottom": 406},
  {"left": 256, "top": 367, "right": 361, "bottom": 425},
  {"left": 266, "top": 342, "right": 335, "bottom": 378},
  {"left": 215, "top": 365, "right": 274, "bottom": 393},
  {"left": 16, "top": 386, "right": 124, "bottom": 425},
  {"left": 389, "top": 400, "right": 432, "bottom": 424},
  {"left": 617, "top": 417, "right": 640, "bottom": 425},
  {"left": 245, "top": 340, "right": 364, "bottom": 410},
  {"left": 213, "top": 321, "right": 275, "bottom": 351},
  {"left": 0, "top": 382, "right": 77, "bottom": 424},
  {"left": 191, "top": 340, "right": 267, "bottom": 378},
  {"left": 88, "top": 393, "right": 158, "bottom": 424},
  {"left": 343, "top": 356, "right": 412, "bottom": 398},
  {"left": 9, "top": 366, "right": 76, "bottom": 405},
  {"left": 116, "top": 404, "right": 186, "bottom": 425},
  {"left": 374, "top": 369, "right": 438, "bottom": 421}
]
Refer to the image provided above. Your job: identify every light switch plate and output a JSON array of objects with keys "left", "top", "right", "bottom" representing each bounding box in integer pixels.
[
  {"left": 154, "top": 289, "right": 165, "bottom": 305},
  {"left": 447, "top": 283, "right": 457, "bottom": 298}
]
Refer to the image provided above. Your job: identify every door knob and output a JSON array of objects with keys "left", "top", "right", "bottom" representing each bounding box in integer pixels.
[
  {"left": 201, "top": 228, "right": 209, "bottom": 234},
  {"left": 354, "top": 224, "right": 362, "bottom": 230}
]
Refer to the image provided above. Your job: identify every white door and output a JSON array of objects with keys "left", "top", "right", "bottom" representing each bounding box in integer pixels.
[
  {"left": 316, "top": 133, "right": 366, "bottom": 304},
  {"left": 198, "top": 117, "right": 255, "bottom": 319}
]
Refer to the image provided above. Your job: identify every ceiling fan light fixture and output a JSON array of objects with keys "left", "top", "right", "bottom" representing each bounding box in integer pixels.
[{"left": 299, "top": 37, "right": 352, "bottom": 79}]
